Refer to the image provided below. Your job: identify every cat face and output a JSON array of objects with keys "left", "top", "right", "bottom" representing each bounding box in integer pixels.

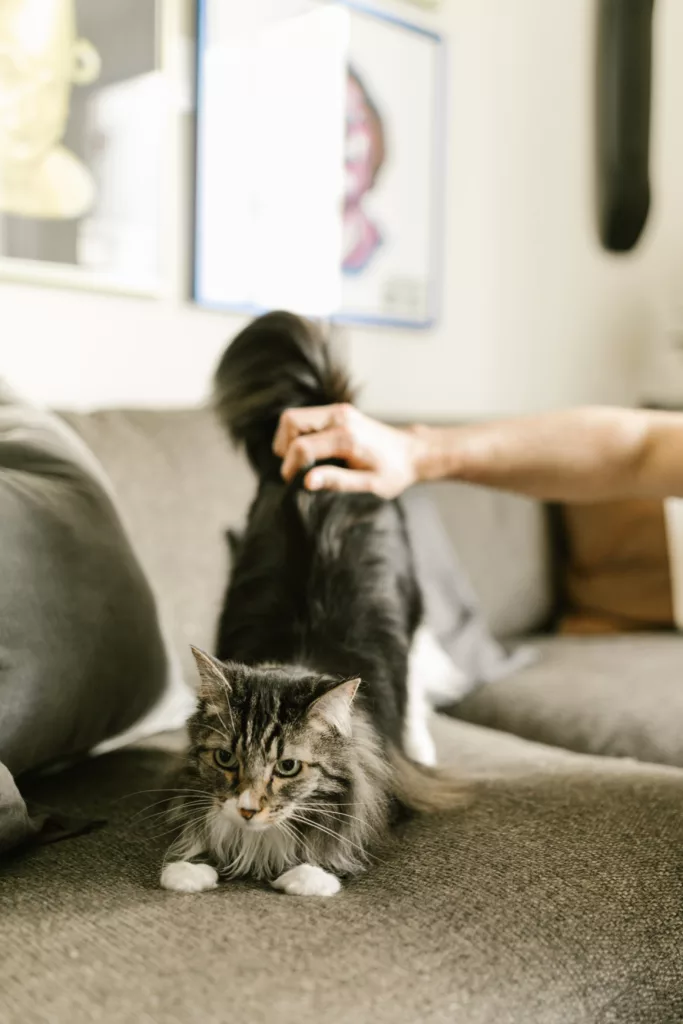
[{"left": 187, "top": 648, "right": 360, "bottom": 834}]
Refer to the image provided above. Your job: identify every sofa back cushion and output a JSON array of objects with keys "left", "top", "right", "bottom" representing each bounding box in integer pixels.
[
  {"left": 423, "top": 480, "right": 552, "bottom": 636},
  {"left": 60, "top": 408, "right": 255, "bottom": 688}
]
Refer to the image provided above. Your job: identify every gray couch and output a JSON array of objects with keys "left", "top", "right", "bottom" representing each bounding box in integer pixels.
[{"left": 2, "top": 408, "right": 682, "bottom": 1024}]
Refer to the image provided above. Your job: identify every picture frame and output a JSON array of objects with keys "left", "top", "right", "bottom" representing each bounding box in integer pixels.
[
  {"left": 193, "top": 0, "right": 445, "bottom": 328},
  {"left": 0, "top": 0, "right": 189, "bottom": 298}
]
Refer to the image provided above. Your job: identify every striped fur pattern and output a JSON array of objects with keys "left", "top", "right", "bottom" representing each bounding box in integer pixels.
[{"left": 164, "top": 654, "right": 390, "bottom": 882}]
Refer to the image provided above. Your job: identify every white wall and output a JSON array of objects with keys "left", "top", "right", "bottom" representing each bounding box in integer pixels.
[
  {"left": 1, "top": 0, "right": 682, "bottom": 417},
  {"left": 353, "top": 0, "right": 680, "bottom": 418}
]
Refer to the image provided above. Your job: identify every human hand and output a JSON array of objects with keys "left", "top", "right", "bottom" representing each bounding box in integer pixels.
[{"left": 273, "top": 404, "right": 427, "bottom": 498}]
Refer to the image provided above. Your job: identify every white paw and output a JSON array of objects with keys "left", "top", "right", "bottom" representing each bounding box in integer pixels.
[
  {"left": 160, "top": 861, "right": 219, "bottom": 893},
  {"left": 271, "top": 864, "right": 341, "bottom": 897}
]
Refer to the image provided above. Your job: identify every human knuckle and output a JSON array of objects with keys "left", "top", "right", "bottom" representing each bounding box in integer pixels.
[
  {"left": 345, "top": 436, "right": 361, "bottom": 460},
  {"left": 336, "top": 403, "right": 354, "bottom": 426},
  {"left": 293, "top": 437, "right": 311, "bottom": 462},
  {"left": 331, "top": 427, "right": 351, "bottom": 454}
]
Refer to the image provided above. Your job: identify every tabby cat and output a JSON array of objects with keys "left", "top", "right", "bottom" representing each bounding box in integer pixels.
[{"left": 160, "top": 312, "right": 461, "bottom": 897}]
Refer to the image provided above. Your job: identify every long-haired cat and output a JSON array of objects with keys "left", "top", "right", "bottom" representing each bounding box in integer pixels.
[{"left": 160, "top": 312, "right": 462, "bottom": 897}]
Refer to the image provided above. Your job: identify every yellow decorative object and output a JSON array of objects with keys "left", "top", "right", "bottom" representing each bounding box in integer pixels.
[{"left": 0, "top": 0, "right": 101, "bottom": 219}]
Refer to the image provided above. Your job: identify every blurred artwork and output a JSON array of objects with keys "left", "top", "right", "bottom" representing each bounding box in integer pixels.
[
  {"left": 339, "top": 9, "right": 441, "bottom": 325},
  {"left": 343, "top": 67, "right": 386, "bottom": 275},
  {"left": 77, "top": 72, "right": 163, "bottom": 289},
  {"left": 0, "top": 0, "right": 101, "bottom": 219},
  {"left": 195, "top": 1, "right": 349, "bottom": 319},
  {"left": 195, "top": 0, "right": 443, "bottom": 327},
  {"left": 0, "top": 0, "right": 163, "bottom": 294}
]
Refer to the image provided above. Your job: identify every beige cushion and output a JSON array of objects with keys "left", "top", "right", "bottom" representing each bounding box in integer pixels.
[{"left": 557, "top": 499, "right": 674, "bottom": 633}]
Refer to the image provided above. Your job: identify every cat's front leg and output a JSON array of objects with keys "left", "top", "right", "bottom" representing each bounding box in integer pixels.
[
  {"left": 160, "top": 861, "right": 219, "bottom": 893},
  {"left": 271, "top": 863, "right": 341, "bottom": 897}
]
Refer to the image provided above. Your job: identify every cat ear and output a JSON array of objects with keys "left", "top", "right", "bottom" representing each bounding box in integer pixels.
[
  {"left": 190, "top": 646, "right": 230, "bottom": 700},
  {"left": 307, "top": 678, "right": 360, "bottom": 736}
]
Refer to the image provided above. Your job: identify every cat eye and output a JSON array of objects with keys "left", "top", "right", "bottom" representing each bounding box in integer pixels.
[
  {"left": 274, "top": 758, "right": 302, "bottom": 778},
  {"left": 213, "top": 749, "right": 238, "bottom": 770}
]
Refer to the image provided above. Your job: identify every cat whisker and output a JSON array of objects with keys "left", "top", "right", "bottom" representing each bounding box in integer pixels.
[
  {"left": 278, "top": 819, "right": 310, "bottom": 860},
  {"left": 204, "top": 690, "right": 235, "bottom": 740},
  {"left": 214, "top": 696, "right": 235, "bottom": 736},
  {"left": 290, "top": 815, "right": 368, "bottom": 856},
  {"left": 149, "top": 813, "right": 211, "bottom": 843},
  {"left": 301, "top": 801, "right": 365, "bottom": 811},
  {"left": 307, "top": 809, "right": 380, "bottom": 836},
  {"left": 127, "top": 793, "right": 214, "bottom": 818},
  {"left": 276, "top": 819, "right": 303, "bottom": 852},
  {"left": 131, "top": 798, "right": 215, "bottom": 828},
  {"left": 117, "top": 787, "right": 215, "bottom": 803},
  {"left": 306, "top": 803, "right": 374, "bottom": 823},
  {"left": 303, "top": 801, "right": 378, "bottom": 821},
  {"left": 199, "top": 724, "right": 233, "bottom": 745},
  {"left": 162, "top": 817, "right": 215, "bottom": 867}
]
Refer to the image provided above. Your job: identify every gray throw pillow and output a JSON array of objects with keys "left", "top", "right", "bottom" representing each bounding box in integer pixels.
[{"left": 0, "top": 383, "right": 191, "bottom": 851}]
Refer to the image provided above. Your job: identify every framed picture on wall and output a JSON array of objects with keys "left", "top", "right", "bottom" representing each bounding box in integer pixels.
[
  {"left": 0, "top": 0, "right": 185, "bottom": 297},
  {"left": 193, "top": 0, "right": 445, "bottom": 327}
]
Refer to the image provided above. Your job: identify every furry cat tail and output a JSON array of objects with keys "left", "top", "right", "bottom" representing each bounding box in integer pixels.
[
  {"left": 214, "top": 311, "right": 355, "bottom": 478},
  {"left": 388, "top": 745, "right": 468, "bottom": 814}
]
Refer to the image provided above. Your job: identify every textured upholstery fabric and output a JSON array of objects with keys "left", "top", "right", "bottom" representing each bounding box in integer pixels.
[
  {"left": 60, "top": 408, "right": 256, "bottom": 686},
  {"left": 422, "top": 480, "right": 552, "bottom": 637},
  {"left": 454, "top": 634, "right": 683, "bottom": 768},
  {"left": 3, "top": 716, "right": 682, "bottom": 1024}
]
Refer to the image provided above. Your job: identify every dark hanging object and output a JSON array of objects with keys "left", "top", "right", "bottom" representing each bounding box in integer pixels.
[{"left": 596, "top": 0, "right": 655, "bottom": 252}]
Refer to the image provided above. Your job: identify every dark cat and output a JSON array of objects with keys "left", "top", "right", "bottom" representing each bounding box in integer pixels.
[{"left": 160, "top": 312, "right": 461, "bottom": 897}]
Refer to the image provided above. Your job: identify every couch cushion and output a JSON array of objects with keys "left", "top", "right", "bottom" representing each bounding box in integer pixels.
[
  {"left": 3, "top": 714, "right": 682, "bottom": 1024},
  {"left": 422, "top": 480, "right": 552, "bottom": 637},
  {"left": 60, "top": 408, "right": 256, "bottom": 686},
  {"left": 454, "top": 634, "right": 683, "bottom": 767}
]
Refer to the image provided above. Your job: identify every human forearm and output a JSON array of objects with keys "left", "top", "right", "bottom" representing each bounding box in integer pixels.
[{"left": 410, "top": 408, "right": 660, "bottom": 502}]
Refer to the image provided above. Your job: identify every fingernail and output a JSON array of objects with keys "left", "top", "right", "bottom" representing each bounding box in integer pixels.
[{"left": 307, "top": 473, "right": 322, "bottom": 490}]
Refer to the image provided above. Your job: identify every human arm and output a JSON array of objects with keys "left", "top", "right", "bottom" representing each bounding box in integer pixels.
[{"left": 273, "top": 403, "right": 683, "bottom": 503}]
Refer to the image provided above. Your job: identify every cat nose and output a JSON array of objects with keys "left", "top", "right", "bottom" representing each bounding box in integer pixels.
[{"left": 238, "top": 807, "right": 257, "bottom": 821}]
